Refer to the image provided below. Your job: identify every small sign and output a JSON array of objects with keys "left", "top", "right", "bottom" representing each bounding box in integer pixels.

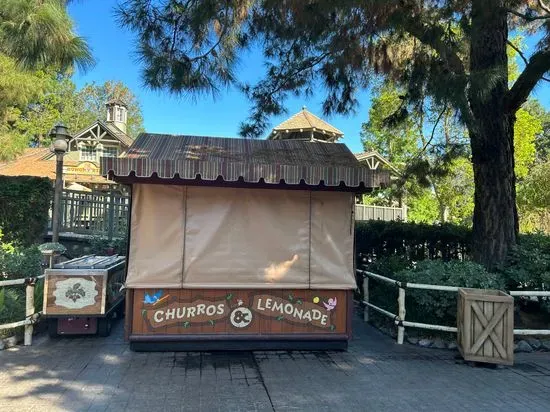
[
  {"left": 64, "top": 162, "right": 100, "bottom": 176},
  {"left": 53, "top": 277, "right": 98, "bottom": 309}
]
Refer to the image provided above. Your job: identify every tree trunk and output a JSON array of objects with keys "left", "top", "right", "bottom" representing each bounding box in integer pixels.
[{"left": 468, "top": 0, "right": 518, "bottom": 270}]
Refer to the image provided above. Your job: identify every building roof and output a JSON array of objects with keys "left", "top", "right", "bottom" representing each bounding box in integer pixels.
[
  {"left": 0, "top": 147, "right": 113, "bottom": 184},
  {"left": 101, "top": 133, "right": 390, "bottom": 190},
  {"left": 71, "top": 119, "right": 133, "bottom": 148},
  {"left": 354, "top": 151, "right": 400, "bottom": 175},
  {"left": 0, "top": 148, "right": 56, "bottom": 179},
  {"left": 269, "top": 108, "right": 344, "bottom": 141}
]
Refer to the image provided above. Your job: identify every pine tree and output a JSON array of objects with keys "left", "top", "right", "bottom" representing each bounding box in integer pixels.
[{"left": 117, "top": 0, "right": 550, "bottom": 269}]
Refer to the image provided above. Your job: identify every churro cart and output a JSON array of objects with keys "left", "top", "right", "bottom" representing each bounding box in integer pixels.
[
  {"left": 43, "top": 255, "right": 126, "bottom": 337},
  {"left": 101, "top": 134, "right": 389, "bottom": 350}
]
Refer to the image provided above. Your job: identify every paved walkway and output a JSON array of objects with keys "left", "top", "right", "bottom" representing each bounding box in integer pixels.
[{"left": 1, "top": 314, "right": 550, "bottom": 412}]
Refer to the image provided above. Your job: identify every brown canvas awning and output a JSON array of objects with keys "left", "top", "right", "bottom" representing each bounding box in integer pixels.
[{"left": 101, "top": 134, "right": 390, "bottom": 190}]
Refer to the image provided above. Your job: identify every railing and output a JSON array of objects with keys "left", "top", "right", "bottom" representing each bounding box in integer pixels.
[
  {"left": 358, "top": 269, "right": 550, "bottom": 344},
  {"left": 49, "top": 189, "right": 129, "bottom": 239},
  {"left": 355, "top": 204, "right": 407, "bottom": 222},
  {"left": 0, "top": 275, "right": 44, "bottom": 346}
]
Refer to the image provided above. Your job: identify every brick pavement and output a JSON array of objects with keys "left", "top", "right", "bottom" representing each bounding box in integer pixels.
[{"left": 1, "top": 314, "right": 550, "bottom": 411}]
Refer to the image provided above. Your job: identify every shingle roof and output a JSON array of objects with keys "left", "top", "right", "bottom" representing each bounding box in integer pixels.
[
  {"left": 0, "top": 148, "right": 56, "bottom": 179},
  {"left": 271, "top": 108, "right": 343, "bottom": 138},
  {"left": 101, "top": 133, "right": 390, "bottom": 190}
]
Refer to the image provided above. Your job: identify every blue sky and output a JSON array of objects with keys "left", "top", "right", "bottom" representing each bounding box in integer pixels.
[{"left": 68, "top": 1, "right": 550, "bottom": 154}]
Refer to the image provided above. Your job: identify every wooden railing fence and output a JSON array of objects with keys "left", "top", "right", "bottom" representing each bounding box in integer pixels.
[
  {"left": 0, "top": 276, "right": 44, "bottom": 346},
  {"left": 359, "top": 269, "right": 550, "bottom": 344},
  {"left": 355, "top": 204, "right": 407, "bottom": 222},
  {"left": 49, "top": 189, "right": 129, "bottom": 239}
]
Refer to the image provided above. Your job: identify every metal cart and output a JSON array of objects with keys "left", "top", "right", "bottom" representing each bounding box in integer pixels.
[{"left": 43, "top": 255, "right": 126, "bottom": 337}]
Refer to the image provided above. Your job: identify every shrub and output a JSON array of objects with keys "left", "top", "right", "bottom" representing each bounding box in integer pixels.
[
  {"left": 0, "top": 176, "right": 52, "bottom": 246},
  {"left": 356, "top": 220, "right": 471, "bottom": 264},
  {"left": 397, "top": 260, "right": 505, "bottom": 326},
  {"left": 363, "top": 259, "right": 505, "bottom": 327}
]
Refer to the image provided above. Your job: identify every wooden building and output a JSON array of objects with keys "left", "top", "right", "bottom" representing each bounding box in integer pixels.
[{"left": 0, "top": 100, "right": 132, "bottom": 192}]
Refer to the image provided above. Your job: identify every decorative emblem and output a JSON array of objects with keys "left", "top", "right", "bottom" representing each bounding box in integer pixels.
[
  {"left": 54, "top": 278, "right": 98, "bottom": 309},
  {"left": 65, "top": 283, "right": 86, "bottom": 302},
  {"left": 323, "top": 297, "right": 337, "bottom": 311},
  {"left": 230, "top": 307, "right": 252, "bottom": 328}
]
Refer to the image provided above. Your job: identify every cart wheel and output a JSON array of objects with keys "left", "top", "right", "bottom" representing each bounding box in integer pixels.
[
  {"left": 48, "top": 319, "right": 58, "bottom": 338},
  {"left": 97, "top": 317, "right": 112, "bottom": 337}
]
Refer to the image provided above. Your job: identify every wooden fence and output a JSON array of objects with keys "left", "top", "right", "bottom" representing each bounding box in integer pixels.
[
  {"left": 355, "top": 204, "right": 407, "bottom": 222},
  {"left": 0, "top": 276, "right": 43, "bottom": 346},
  {"left": 50, "top": 189, "right": 129, "bottom": 239},
  {"left": 358, "top": 269, "right": 550, "bottom": 344}
]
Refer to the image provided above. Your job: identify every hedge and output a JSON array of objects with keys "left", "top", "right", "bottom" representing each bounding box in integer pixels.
[
  {"left": 0, "top": 176, "right": 52, "bottom": 246},
  {"left": 356, "top": 220, "right": 471, "bottom": 263}
]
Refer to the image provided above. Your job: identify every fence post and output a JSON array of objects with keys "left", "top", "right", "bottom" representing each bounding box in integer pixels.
[
  {"left": 363, "top": 276, "right": 369, "bottom": 322},
  {"left": 24, "top": 280, "right": 35, "bottom": 346},
  {"left": 107, "top": 191, "right": 115, "bottom": 241},
  {"left": 397, "top": 287, "right": 406, "bottom": 344}
]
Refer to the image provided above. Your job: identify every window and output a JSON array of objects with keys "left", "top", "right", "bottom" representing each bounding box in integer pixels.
[
  {"left": 102, "top": 146, "right": 118, "bottom": 158},
  {"left": 80, "top": 145, "right": 96, "bottom": 161},
  {"left": 116, "top": 107, "right": 123, "bottom": 122}
]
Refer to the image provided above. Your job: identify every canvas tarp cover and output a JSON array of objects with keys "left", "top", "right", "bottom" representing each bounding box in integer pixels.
[{"left": 127, "top": 184, "right": 355, "bottom": 289}]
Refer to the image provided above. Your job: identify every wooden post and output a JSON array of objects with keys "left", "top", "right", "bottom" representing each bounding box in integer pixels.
[
  {"left": 397, "top": 287, "right": 406, "bottom": 344},
  {"left": 107, "top": 191, "right": 115, "bottom": 241},
  {"left": 24, "top": 281, "right": 35, "bottom": 346},
  {"left": 51, "top": 153, "right": 64, "bottom": 243},
  {"left": 363, "top": 276, "right": 369, "bottom": 322}
]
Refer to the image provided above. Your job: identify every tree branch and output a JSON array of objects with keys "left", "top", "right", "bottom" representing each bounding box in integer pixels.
[
  {"left": 506, "top": 8, "right": 550, "bottom": 21},
  {"left": 507, "top": 40, "right": 550, "bottom": 83},
  {"left": 507, "top": 48, "right": 550, "bottom": 113},
  {"left": 539, "top": 0, "right": 550, "bottom": 14}
]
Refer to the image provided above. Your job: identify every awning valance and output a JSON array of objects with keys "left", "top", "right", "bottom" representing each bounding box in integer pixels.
[{"left": 100, "top": 134, "right": 390, "bottom": 189}]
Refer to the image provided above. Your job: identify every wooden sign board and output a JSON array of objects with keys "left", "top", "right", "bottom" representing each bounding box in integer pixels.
[
  {"left": 43, "top": 266, "right": 126, "bottom": 316},
  {"left": 130, "top": 289, "right": 348, "bottom": 336},
  {"left": 44, "top": 274, "right": 106, "bottom": 315}
]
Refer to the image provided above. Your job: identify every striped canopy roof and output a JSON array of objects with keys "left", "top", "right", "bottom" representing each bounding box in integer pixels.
[{"left": 101, "top": 133, "right": 389, "bottom": 190}]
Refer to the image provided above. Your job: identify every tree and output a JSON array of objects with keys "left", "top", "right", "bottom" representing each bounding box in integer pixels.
[
  {"left": 0, "top": 0, "right": 93, "bottom": 71},
  {"left": 118, "top": 1, "right": 550, "bottom": 269},
  {"left": 75, "top": 81, "right": 145, "bottom": 138},
  {"left": 0, "top": 53, "right": 51, "bottom": 160},
  {"left": 16, "top": 80, "right": 145, "bottom": 145}
]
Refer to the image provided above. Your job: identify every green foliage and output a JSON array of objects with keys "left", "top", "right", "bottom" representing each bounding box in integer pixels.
[
  {"left": 514, "top": 108, "right": 540, "bottom": 179},
  {"left": 0, "top": 176, "right": 52, "bottom": 246},
  {"left": 0, "top": 245, "right": 43, "bottom": 280},
  {"left": 0, "top": 0, "right": 93, "bottom": 71},
  {"left": 356, "top": 220, "right": 471, "bottom": 263},
  {"left": 517, "top": 159, "right": 550, "bottom": 233},
  {"left": 0, "top": 287, "right": 24, "bottom": 337},
  {"left": 361, "top": 81, "right": 419, "bottom": 166},
  {"left": 398, "top": 260, "right": 504, "bottom": 326},
  {"left": 89, "top": 235, "right": 128, "bottom": 257},
  {"left": 502, "top": 233, "right": 550, "bottom": 291}
]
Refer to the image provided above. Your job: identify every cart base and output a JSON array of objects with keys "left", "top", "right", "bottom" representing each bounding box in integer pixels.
[{"left": 130, "top": 339, "right": 348, "bottom": 351}]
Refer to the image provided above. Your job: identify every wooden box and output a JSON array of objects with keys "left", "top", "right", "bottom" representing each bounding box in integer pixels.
[{"left": 457, "top": 288, "right": 514, "bottom": 365}]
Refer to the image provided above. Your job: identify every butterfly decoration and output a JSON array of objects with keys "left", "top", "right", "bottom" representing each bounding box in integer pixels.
[
  {"left": 143, "top": 290, "right": 163, "bottom": 304},
  {"left": 323, "top": 297, "right": 337, "bottom": 311}
]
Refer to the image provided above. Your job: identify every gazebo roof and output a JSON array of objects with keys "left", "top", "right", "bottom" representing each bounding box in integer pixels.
[
  {"left": 269, "top": 107, "right": 344, "bottom": 141},
  {"left": 101, "top": 133, "right": 389, "bottom": 191}
]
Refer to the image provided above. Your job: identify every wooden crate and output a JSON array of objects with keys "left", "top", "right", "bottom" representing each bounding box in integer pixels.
[{"left": 457, "top": 288, "right": 514, "bottom": 365}]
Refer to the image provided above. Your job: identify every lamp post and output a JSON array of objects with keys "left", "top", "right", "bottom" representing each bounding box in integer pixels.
[{"left": 50, "top": 123, "right": 69, "bottom": 243}]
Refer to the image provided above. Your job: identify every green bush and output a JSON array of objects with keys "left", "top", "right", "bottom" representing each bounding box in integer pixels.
[
  {"left": 397, "top": 260, "right": 505, "bottom": 326},
  {"left": 356, "top": 220, "right": 471, "bottom": 264},
  {"left": 0, "top": 176, "right": 52, "bottom": 246},
  {"left": 0, "top": 245, "right": 43, "bottom": 281},
  {"left": 0, "top": 288, "right": 24, "bottom": 337}
]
